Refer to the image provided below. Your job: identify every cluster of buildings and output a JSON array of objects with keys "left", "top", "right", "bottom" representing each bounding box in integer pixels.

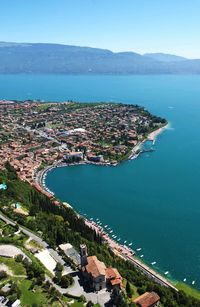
[
  {"left": 63, "top": 243, "right": 160, "bottom": 306},
  {"left": 80, "top": 244, "right": 122, "bottom": 291},
  {"left": 0, "top": 99, "right": 164, "bottom": 204},
  {"left": 0, "top": 100, "right": 163, "bottom": 186}
]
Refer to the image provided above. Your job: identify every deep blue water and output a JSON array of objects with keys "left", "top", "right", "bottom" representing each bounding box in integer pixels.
[{"left": 1, "top": 74, "right": 200, "bottom": 286}]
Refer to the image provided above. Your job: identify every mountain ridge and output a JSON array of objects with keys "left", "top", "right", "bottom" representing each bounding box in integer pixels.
[{"left": 0, "top": 41, "right": 200, "bottom": 74}]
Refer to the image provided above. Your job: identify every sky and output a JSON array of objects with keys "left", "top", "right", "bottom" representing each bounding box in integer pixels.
[{"left": 0, "top": 0, "right": 200, "bottom": 58}]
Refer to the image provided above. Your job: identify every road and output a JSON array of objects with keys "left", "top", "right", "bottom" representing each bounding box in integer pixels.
[
  {"left": 0, "top": 212, "right": 110, "bottom": 305},
  {"left": 0, "top": 212, "right": 72, "bottom": 273}
]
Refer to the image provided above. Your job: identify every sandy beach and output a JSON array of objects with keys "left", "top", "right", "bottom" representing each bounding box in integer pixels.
[{"left": 147, "top": 125, "right": 167, "bottom": 142}]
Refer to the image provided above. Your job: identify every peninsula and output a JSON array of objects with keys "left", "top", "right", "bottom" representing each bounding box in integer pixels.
[{"left": 0, "top": 99, "right": 167, "bottom": 187}]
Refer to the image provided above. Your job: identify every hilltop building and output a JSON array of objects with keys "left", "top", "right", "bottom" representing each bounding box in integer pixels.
[{"left": 80, "top": 244, "right": 122, "bottom": 291}]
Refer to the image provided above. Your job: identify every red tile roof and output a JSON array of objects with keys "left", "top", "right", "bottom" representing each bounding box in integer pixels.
[
  {"left": 134, "top": 292, "right": 160, "bottom": 307},
  {"left": 85, "top": 256, "right": 106, "bottom": 278}
]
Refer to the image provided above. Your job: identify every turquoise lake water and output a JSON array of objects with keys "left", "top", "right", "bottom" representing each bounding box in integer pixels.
[{"left": 1, "top": 74, "right": 200, "bottom": 286}]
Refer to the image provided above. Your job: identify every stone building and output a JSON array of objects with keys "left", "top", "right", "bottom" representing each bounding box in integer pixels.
[{"left": 80, "top": 244, "right": 122, "bottom": 291}]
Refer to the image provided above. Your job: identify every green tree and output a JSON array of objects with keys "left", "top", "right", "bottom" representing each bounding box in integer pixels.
[{"left": 126, "top": 281, "right": 132, "bottom": 298}]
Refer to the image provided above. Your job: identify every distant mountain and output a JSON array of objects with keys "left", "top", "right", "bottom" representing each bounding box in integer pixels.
[
  {"left": 144, "top": 53, "right": 187, "bottom": 62},
  {"left": 0, "top": 41, "right": 200, "bottom": 74}
]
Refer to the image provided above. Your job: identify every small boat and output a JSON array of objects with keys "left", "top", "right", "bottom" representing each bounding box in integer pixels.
[
  {"left": 151, "top": 262, "right": 156, "bottom": 265},
  {"left": 136, "top": 248, "right": 142, "bottom": 251},
  {"left": 117, "top": 238, "right": 121, "bottom": 241},
  {"left": 110, "top": 230, "right": 113, "bottom": 233},
  {"left": 183, "top": 278, "right": 186, "bottom": 282},
  {"left": 112, "top": 235, "right": 115, "bottom": 238},
  {"left": 140, "top": 255, "right": 144, "bottom": 258},
  {"left": 105, "top": 225, "right": 108, "bottom": 228},
  {"left": 129, "top": 243, "right": 133, "bottom": 246},
  {"left": 192, "top": 281, "right": 195, "bottom": 285},
  {"left": 124, "top": 240, "right": 127, "bottom": 244},
  {"left": 164, "top": 271, "right": 169, "bottom": 275}
]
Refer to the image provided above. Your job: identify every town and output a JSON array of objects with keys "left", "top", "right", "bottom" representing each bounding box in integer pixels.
[{"left": 0, "top": 99, "right": 166, "bottom": 186}]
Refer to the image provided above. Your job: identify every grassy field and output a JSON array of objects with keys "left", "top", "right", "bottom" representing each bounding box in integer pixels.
[
  {"left": 17, "top": 279, "right": 75, "bottom": 306},
  {"left": 18, "top": 279, "right": 49, "bottom": 306},
  {"left": 176, "top": 282, "right": 200, "bottom": 300},
  {"left": 0, "top": 256, "right": 26, "bottom": 276}
]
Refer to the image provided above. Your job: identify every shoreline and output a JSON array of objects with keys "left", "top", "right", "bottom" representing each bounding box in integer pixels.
[
  {"left": 36, "top": 123, "right": 168, "bottom": 193},
  {"left": 83, "top": 217, "right": 177, "bottom": 291},
  {"left": 128, "top": 123, "right": 168, "bottom": 160},
  {"left": 33, "top": 123, "right": 178, "bottom": 290}
]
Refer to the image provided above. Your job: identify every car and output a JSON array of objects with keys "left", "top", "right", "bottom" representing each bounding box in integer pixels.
[{"left": 2, "top": 297, "right": 7, "bottom": 303}]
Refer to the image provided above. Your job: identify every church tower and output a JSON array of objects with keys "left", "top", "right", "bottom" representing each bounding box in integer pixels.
[{"left": 80, "top": 244, "right": 88, "bottom": 268}]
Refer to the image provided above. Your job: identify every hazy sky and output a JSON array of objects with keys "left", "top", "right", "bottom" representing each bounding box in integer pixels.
[{"left": 1, "top": 0, "right": 200, "bottom": 58}]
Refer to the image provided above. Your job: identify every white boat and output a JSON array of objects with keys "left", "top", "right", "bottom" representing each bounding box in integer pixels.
[
  {"left": 136, "top": 248, "right": 142, "bottom": 251},
  {"left": 151, "top": 262, "right": 156, "bottom": 265},
  {"left": 117, "top": 238, "right": 121, "bottom": 241},
  {"left": 164, "top": 271, "right": 169, "bottom": 275},
  {"left": 105, "top": 225, "right": 108, "bottom": 228},
  {"left": 140, "top": 255, "right": 144, "bottom": 258},
  {"left": 110, "top": 230, "right": 113, "bottom": 233},
  {"left": 183, "top": 278, "right": 186, "bottom": 282},
  {"left": 192, "top": 281, "right": 195, "bottom": 285},
  {"left": 129, "top": 243, "right": 133, "bottom": 246},
  {"left": 124, "top": 240, "right": 127, "bottom": 244}
]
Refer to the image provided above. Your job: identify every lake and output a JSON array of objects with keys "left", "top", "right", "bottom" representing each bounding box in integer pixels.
[{"left": 1, "top": 74, "right": 200, "bottom": 287}]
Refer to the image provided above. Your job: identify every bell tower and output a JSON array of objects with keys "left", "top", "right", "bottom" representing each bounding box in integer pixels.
[{"left": 80, "top": 244, "right": 88, "bottom": 267}]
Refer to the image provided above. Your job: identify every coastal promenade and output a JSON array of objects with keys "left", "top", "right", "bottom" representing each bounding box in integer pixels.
[{"left": 84, "top": 219, "right": 178, "bottom": 292}]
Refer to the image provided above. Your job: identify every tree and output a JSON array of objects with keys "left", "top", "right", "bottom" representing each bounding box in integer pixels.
[
  {"left": 110, "top": 288, "right": 127, "bottom": 307},
  {"left": 86, "top": 301, "right": 94, "bottom": 307},
  {"left": 126, "top": 281, "right": 132, "bottom": 298},
  {"left": 36, "top": 273, "right": 45, "bottom": 285},
  {"left": 55, "top": 262, "right": 63, "bottom": 273},
  {"left": 60, "top": 274, "right": 73, "bottom": 288},
  {"left": 0, "top": 270, "right": 7, "bottom": 280},
  {"left": 15, "top": 254, "right": 23, "bottom": 262}
]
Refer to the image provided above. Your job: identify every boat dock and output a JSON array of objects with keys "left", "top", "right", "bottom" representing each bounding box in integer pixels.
[{"left": 84, "top": 218, "right": 178, "bottom": 292}]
